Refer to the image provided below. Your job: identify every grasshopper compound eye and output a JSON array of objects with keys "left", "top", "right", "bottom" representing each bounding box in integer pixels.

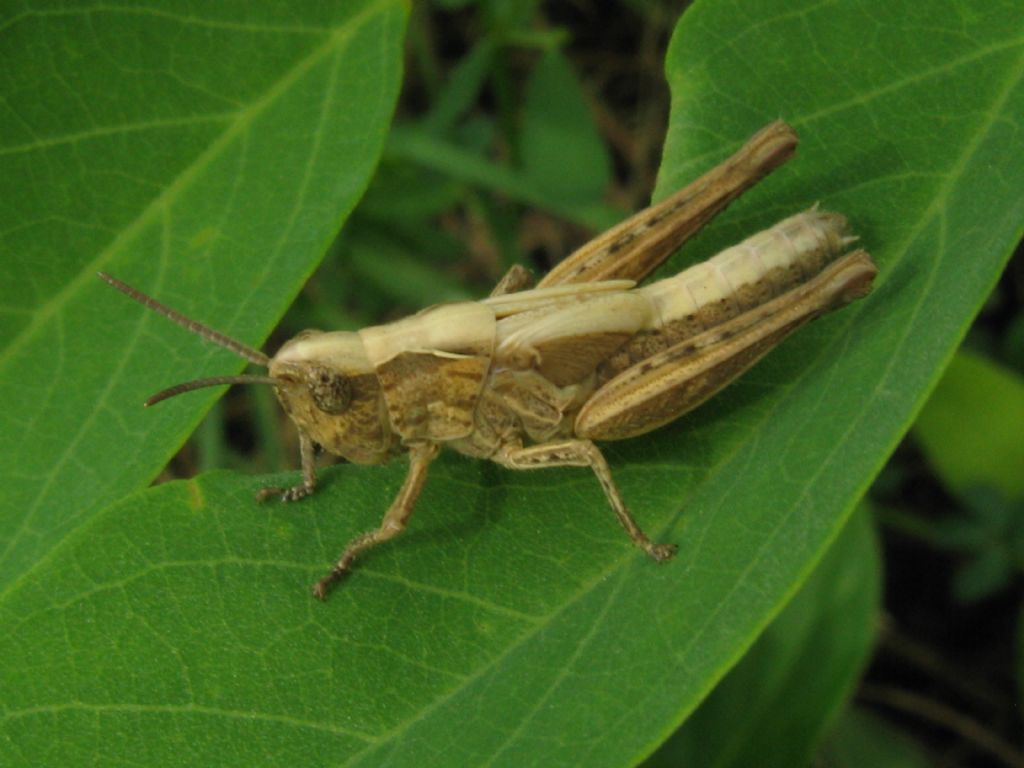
[{"left": 306, "top": 365, "right": 352, "bottom": 414}]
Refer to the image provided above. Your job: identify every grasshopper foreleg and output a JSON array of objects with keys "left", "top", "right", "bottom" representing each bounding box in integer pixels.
[
  {"left": 313, "top": 443, "right": 439, "bottom": 600},
  {"left": 496, "top": 439, "right": 677, "bottom": 562},
  {"left": 256, "top": 431, "right": 318, "bottom": 502}
]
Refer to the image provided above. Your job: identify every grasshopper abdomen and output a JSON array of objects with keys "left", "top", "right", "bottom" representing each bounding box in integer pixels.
[{"left": 600, "top": 209, "right": 858, "bottom": 381}]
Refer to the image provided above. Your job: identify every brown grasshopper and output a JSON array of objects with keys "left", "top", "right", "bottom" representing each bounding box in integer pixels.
[{"left": 100, "top": 121, "right": 877, "bottom": 599}]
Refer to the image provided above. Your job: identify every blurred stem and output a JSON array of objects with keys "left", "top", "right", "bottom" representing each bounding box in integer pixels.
[
  {"left": 880, "top": 618, "right": 1009, "bottom": 711},
  {"left": 858, "top": 684, "right": 1024, "bottom": 768}
]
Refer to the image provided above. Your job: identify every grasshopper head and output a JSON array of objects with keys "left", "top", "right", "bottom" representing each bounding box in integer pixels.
[
  {"left": 270, "top": 331, "right": 396, "bottom": 464},
  {"left": 98, "top": 273, "right": 396, "bottom": 465},
  {"left": 270, "top": 331, "right": 360, "bottom": 414}
]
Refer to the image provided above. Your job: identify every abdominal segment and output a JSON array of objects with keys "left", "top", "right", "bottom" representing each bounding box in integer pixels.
[{"left": 598, "top": 209, "right": 854, "bottom": 383}]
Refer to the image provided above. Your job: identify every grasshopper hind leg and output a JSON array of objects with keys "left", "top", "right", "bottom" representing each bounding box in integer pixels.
[{"left": 495, "top": 439, "right": 677, "bottom": 562}]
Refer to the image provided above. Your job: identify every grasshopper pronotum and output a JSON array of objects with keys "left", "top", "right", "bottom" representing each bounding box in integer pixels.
[{"left": 100, "top": 121, "right": 877, "bottom": 599}]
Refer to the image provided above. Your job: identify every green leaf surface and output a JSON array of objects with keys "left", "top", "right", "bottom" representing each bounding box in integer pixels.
[
  {"left": 0, "top": 1, "right": 409, "bottom": 593},
  {"left": 3, "top": 0, "right": 1024, "bottom": 766},
  {"left": 644, "top": 506, "right": 881, "bottom": 768},
  {"left": 913, "top": 349, "right": 1024, "bottom": 499}
]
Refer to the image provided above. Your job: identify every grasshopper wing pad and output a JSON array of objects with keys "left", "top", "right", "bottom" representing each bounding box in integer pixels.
[
  {"left": 495, "top": 292, "right": 654, "bottom": 387},
  {"left": 575, "top": 251, "right": 877, "bottom": 440},
  {"left": 484, "top": 280, "right": 636, "bottom": 318},
  {"left": 361, "top": 303, "right": 496, "bottom": 442}
]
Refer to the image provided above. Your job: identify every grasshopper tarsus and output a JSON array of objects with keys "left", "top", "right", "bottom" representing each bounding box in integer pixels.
[
  {"left": 647, "top": 542, "right": 678, "bottom": 562},
  {"left": 284, "top": 484, "right": 314, "bottom": 502},
  {"left": 254, "top": 483, "right": 313, "bottom": 503},
  {"left": 254, "top": 487, "right": 279, "bottom": 503},
  {"left": 255, "top": 434, "right": 318, "bottom": 503},
  {"left": 313, "top": 532, "right": 374, "bottom": 600},
  {"left": 312, "top": 573, "right": 344, "bottom": 601}
]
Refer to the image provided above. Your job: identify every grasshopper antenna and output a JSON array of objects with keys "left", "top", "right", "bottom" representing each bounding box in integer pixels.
[
  {"left": 144, "top": 375, "right": 280, "bottom": 406},
  {"left": 98, "top": 272, "right": 281, "bottom": 406},
  {"left": 98, "top": 272, "right": 270, "bottom": 366}
]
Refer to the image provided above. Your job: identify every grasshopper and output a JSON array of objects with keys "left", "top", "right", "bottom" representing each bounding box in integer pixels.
[{"left": 100, "top": 121, "right": 877, "bottom": 599}]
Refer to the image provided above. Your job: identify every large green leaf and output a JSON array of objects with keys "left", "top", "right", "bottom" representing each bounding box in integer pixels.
[
  {"left": 0, "top": 1, "right": 409, "bottom": 592},
  {"left": 3, "top": 1, "right": 1023, "bottom": 766},
  {"left": 644, "top": 506, "right": 881, "bottom": 768}
]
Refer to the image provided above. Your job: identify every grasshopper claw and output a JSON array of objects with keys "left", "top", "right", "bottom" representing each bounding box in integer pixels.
[{"left": 648, "top": 542, "right": 678, "bottom": 562}]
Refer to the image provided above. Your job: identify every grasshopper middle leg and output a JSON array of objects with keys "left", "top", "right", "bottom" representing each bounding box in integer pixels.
[
  {"left": 495, "top": 439, "right": 677, "bottom": 561},
  {"left": 313, "top": 443, "right": 439, "bottom": 600}
]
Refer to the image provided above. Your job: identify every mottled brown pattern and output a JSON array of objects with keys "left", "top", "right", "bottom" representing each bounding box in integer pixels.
[
  {"left": 577, "top": 251, "right": 877, "bottom": 440},
  {"left": 485, "top": 370, "right": 566, "bottom": 440},
  {"left": 448, "top": 391, "right": 521, "bottom": 458},
  {"left": 579, "top": 329, "right": 794, "bottom": 440},
  {"left": 597, "top": 255, "right": 851, "bottom": 385},
  {"left": 358, "top": 302, "right": 496, "bottom": 444},
  {"left": 729, "top": 278, "right": 777, "bottom": 311},
  {"left": 275, "top": 370, "right": 396, "bottom": 465},
  {"left": 375, "top": 351, "right": 490, "bottom": 441},
  {"left": 305, "top": 364, "right": 352, "bottom": 414},
  {"left": 476, "top": 368, "right": 587, "bottom": 443}
]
